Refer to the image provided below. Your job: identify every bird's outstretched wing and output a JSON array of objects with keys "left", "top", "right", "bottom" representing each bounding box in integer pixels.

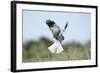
[
  {"left": 46, "top": 19, "right": 60, "bottom": 29},
  {"left": 46, "top": 19, "right": 55, "bottom": 28},
  {"left": 46, "top": 19, "right": 60, "bottom": 39},
  {"left": 64, "top": 22, "right": 68, "bottom": 30}
]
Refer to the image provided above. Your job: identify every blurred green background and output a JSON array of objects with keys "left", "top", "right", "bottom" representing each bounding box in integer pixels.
[{"left": 22, "top": 37, "right": 91, "bottom": 63}]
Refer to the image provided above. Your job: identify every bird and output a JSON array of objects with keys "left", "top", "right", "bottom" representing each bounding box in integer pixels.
[{"left": 46, "top": 19, "right": 68, "bottom": 43}]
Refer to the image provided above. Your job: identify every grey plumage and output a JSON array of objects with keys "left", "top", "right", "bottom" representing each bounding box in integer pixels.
[{"left": 46, "top": 19, "right": 68, "bottom": 43}]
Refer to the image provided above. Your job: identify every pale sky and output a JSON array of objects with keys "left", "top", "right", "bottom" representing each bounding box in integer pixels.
[{"left": 23, "top": 10, "right": 91, "bottom": 43}]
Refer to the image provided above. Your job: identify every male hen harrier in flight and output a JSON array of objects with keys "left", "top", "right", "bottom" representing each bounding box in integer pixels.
[{"left": 46, "top": 19, "right": 68, "bottom": 43}]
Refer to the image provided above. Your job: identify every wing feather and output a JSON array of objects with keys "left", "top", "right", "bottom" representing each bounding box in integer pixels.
[
  {"left": 46, "top": 19, "right": 60, "bottom": 39},
  {"left": 64, "top": 22, "right": 68, "bottom": 30}
]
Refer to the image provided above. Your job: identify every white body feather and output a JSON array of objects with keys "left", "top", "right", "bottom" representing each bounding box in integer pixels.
[{"left": 48, "top": 41, "right": 64, "bottom": 54}]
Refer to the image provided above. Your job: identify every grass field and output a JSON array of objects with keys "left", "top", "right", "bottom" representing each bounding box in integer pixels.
[{"left": 22, "top": 37, "right": 91, "bottom": 63}]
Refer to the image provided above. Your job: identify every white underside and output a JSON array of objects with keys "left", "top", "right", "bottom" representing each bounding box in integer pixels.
[{"left": 48, "top": 41, "right": 64, "bottom": 54}]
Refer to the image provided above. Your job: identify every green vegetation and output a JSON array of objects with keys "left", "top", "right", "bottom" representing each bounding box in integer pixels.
[{"left": 22, "top": 37, "right": 91, "bottom": 63}]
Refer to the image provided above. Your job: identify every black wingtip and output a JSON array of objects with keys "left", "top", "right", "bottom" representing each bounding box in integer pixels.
[
  {"left": 64, "top": 22, "right": 68, "bottom": 30},
  {"left": 46, "top": 19, "right": 55, "bottom": 28}
]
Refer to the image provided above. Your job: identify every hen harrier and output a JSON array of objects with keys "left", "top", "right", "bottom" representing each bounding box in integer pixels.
[{"left": 46, "top": 19, "right": 68, "bottom": 43}]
